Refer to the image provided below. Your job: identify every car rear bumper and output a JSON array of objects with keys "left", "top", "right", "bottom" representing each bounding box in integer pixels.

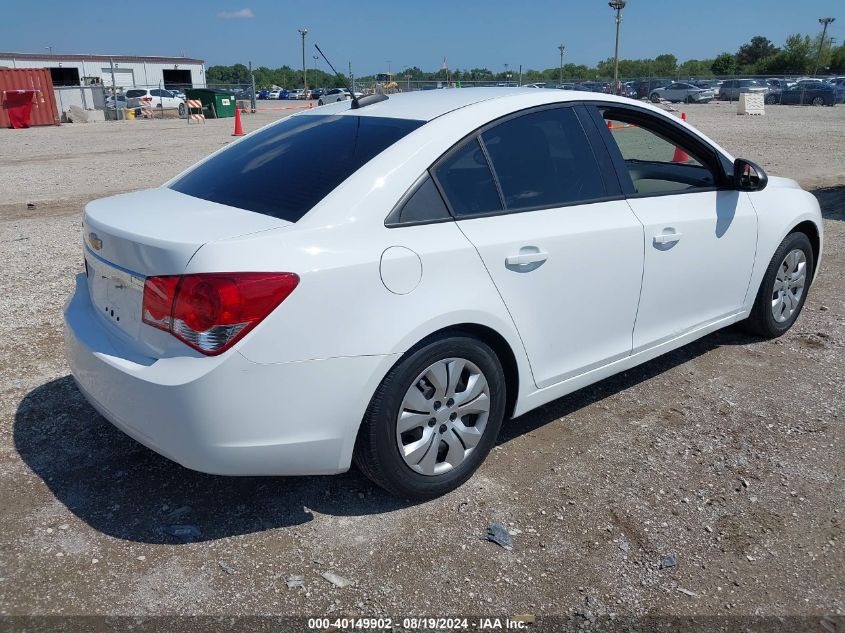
[{"left": 64, "top": 273, "right": 395, "bottom": 476}]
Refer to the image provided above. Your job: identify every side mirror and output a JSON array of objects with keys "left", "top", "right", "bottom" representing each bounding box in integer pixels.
[{"left": 733, "top": 158, "right": 768, "bottom": 192}]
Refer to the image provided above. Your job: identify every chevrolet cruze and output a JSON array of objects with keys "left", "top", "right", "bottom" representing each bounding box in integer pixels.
[{"left": 64, "top": 88, "right": 822, "bottom": 499}]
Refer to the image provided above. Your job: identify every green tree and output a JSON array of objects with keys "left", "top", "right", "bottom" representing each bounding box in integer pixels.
[
  {"left": 781, "top": 33, "right": 813, "bottom": 74},
  {"left": 711, "top": 52, "right": 737, "bottom": 76},
  {"left": 831, "top": 44, "right": 845, "bottom": 73},
  {"left": 736, "top": 36, "right": 779, "bottom": 72}
]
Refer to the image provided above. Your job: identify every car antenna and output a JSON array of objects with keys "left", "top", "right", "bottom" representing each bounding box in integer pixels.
[{"left": 314, "top": 44, "right": 387, "bottom": 109}]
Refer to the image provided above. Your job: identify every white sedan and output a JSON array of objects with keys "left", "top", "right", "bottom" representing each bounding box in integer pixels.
[
  {"left": 65, "top": 89, "right": 822, "bottom": 499},
  {"left": 318, "top": 88, "right": 351, "bottom": 105}
]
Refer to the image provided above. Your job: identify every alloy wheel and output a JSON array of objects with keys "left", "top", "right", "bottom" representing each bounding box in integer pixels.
[
  {"left": 771, "top": 248, "right": 807, "bottom": 323},
  {"left": 395, "top": 358, "right": 491, "bottom": 476}
]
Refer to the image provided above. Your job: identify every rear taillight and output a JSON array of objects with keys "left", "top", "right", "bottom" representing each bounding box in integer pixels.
[{"left": 142, "top": 272, "right": 299, "bottom": 355}]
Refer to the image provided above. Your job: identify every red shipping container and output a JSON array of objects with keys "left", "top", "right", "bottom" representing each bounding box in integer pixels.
[{"left": 0, "top": 68, "right": 59, "bottom": 128}]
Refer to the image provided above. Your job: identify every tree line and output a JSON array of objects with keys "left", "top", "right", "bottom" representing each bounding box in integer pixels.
[{"left": 206, "top": 32, "right": 845, "bottom": 88}]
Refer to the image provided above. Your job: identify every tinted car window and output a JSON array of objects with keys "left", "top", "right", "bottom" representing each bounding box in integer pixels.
[
  {"left": 434, "top": 139, "right": 502, "bottom": 217},
  {"left": 171, "top": 114, "right": 424, "bottom": 222},
  {"left": 126, "top": 89, "right": 147, "bottom": 98},
  {"left": 481, "top": 107, "right": 606, "bottom": 211},
  {"left": 391, "top": 176, "right": 451, "bottom": 224}
]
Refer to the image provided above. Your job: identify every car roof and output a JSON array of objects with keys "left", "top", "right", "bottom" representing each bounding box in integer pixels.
[{"left": 298, "top": 87, "right": 625, "bottom": 122}]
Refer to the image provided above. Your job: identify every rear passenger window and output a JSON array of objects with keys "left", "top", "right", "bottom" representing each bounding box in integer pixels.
[
  {"left": 434, "top": 139, "right": 502, "bottom": 217},
  {"left": 481, "top": 107, "right": 606, "bottom": 211},
  {"left": 390, "top": 176, "right": 451, "bottom": 225}
]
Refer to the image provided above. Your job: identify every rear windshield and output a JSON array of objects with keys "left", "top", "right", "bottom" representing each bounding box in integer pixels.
[
  {"left": 170, "top": 114, "right": 424, "bottom": 222},
  {"left": 126, "top": 90, "right": 147, "bottom": 98}
]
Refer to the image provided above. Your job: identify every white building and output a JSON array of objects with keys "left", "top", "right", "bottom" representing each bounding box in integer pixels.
[{"left": 0, "top": 52, "right": 206, "bottom": 90}]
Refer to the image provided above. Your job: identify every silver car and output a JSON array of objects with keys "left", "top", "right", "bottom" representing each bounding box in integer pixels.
[
  {"left": 649, "top": 82, "right": 715, "bottom": 103},
  {"left": 718, "top": 79, "right": 769, "bottom": 101},
  {"left": 318, "top": 88, "right": 351, "bottom": 105}
]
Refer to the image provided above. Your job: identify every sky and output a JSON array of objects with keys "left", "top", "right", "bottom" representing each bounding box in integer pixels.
[{"left": 1, "top": 0, "right": 842, "bottom": 75}]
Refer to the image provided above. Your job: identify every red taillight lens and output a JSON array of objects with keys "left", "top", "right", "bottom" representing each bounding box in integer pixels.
[{"left": 142, "top": 272, "right": 299, "bottom": 355}]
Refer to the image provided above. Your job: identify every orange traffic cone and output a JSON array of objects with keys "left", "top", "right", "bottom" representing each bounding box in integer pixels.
[
  {"left": 672, "top": 113, "right": 689, "bottom": 162},
  {"left": 232, "top": 106, "right": 244, "bottom": 137},
  {"left": 672, "top": 144, "right": 690, "bottom": 163},
  {"left": 607, "top": 120, "right": 613, "bottom": 130}
]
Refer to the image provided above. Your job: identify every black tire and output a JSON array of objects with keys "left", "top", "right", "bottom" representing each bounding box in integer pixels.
[
  {"left": 354, "top": 335, "right": 506, "bottom": 499},
  {"left": 178, "top": 103, "right": 186, "bottom": 117},
  {"left": 318, "top": 99, "right": 323, "bottom": 106},
  {"left": 812, "top": 96, "right": 825, "bottom": 107},
  {"left": 685, "top": 96, "right": 694, "bottom": 104},
  {"left": 650, "top": 93, "right": 661, "bottom": 103},
  {"left": 743, "top": 232, "right": 814, "bottom": 338},
  {"left": 765, "top": 94, "right": 777, "bottom": 105}
]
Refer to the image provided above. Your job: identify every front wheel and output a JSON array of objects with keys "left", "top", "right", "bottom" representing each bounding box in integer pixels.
[
  {"left": 765, "top": 94, "right": 777, "bottom": 105},
  {"left": 354, "top": 335, "right": 506, "bottom": 499},
  {"left": 178, "top": 103, "right": 186, "bottom": 116},
  {"left": 812, "top": 96, "right": 825, "bottom": 107},
  {"left": 743, "top": 232, "right": 814, "bottom": 338},
  {"left": 318, "top": 99, "right": 323, "bottom": 106},
  {"left": 650, "top": 93, "right": 661, "bottom": 103}
]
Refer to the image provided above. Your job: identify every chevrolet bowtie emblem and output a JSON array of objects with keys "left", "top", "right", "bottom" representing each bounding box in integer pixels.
[{"left": 88, "top": 232, "right": 103, "bottom": 251}]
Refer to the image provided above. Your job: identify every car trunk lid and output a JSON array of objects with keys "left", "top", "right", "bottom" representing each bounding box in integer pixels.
[{"left": 82, "top": 187, "right": 291, "bottom": 345}]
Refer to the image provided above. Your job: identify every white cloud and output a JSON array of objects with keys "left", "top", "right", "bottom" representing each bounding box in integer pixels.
[{"left": 218, "top": 8, "right": 255, "bottom": 19}]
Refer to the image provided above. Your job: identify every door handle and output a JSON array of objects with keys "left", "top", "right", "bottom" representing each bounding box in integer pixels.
[
  {"left": 505, "top": 249, "right": 548, "bottom": 266},
  {"left": 653, "top": 231, "right": 682, "bottom": 245}
]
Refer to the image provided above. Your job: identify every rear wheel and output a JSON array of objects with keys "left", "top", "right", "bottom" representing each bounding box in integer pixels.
[
  {"left": 765, "top": 94, "right": 777, "bottom": 105},
  {"left": 318, "top": 99, "right": 324, "bottom": 106},
  {"left": 178, "top": 103, "right": 186, "bottom": 117},
  {"left": 354, "top": 335, "right": 506, "bottom": 499},
  {"left": 650, "top": 93, "right": 661, "bottom": 103},
  {"left": 812, "top": 96, "right": 825, "bottom": 107},
  {"left": 743, "top": 232, "right": 814, "bottom": 338}
]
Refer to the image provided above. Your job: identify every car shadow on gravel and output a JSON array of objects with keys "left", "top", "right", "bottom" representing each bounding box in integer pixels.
[
  {"left": 813, "top": 185, "right": 845, "bottom": 221},
  {"left": 13, "top": 376, "right": 410, "bottom": 544},
  {"left": 498, "top": 326, "right": 757, "bottom": 445},
  {"left": 14, "top": 327, "right": 759, "bottom": 544}
]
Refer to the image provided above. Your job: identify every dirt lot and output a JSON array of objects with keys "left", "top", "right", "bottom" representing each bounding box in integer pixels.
[{"left": 0, "top": 100, "right": 843, "bottom": 630}]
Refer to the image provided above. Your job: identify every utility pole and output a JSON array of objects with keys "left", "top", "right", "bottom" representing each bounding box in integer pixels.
[
  {"left": 609, "top": 0, "right": 627, "bottom": 94},
  {"left": 298, "top": 28, "right": 308, "bottom": 97},
  {"left": 558, "top": 44, "right": 566, "bottom": 86},
  {"left": 349, "top": 61, "right": 354, "bottom": 94},
  {"left": 249, "top": 60, "right": 256, "bottom": 113},
  {"left": 387, "top": 60, "right": 392, "bottom": 76},
  {"left": 814, "top": 17, "right": 835, "bottom": 77},
  {"left": 518, "top": 64, "right": 522, "bottom": 86},
  {"left": 313, "top": 54, "right": 319, "bottom": 71}
]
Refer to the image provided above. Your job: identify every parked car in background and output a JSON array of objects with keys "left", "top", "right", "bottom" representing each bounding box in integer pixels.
[
  {"left": 267, "top": 89, "right": 281, "bottom": 99},
  {"left": 691, "top": 80, "right": 719, "bottom": 91},
  {"left": 636, "top": 79, "right": 670, "bottom": 99},
  {"left": 524, "top": 83, "right": 547, "bottom": 89},
  {"left": 291, "top": 88, "right": 306, "bottom": 99},
  {"left": 318, "top": 88, "right": 351, "bottom": 105},
  {"left": 718, "top": 79, "right": 768, "bottom": 101},
  {"left": 769, "top": 81, "right": 838, "bottom": 106},
  {"left": 309, "top": 88, "right": 326, "bottom": 100},
  {"left": 65, "top": 89, "right": 822, "bottom": 499},
  {"left": 649, "top": 82, "right": 715, "bottom": 103},
  {"left": 125, "top": 88, "right": 186, "bottom": 116},
  {"left": 105, "top": 93, "right": 127, "bottom": 109},
  {"left": 257, "top": 89, "right": 270, "bottom": 100},
  {"left": 170, "top": 90, "right": 187, "bottom": 100}
]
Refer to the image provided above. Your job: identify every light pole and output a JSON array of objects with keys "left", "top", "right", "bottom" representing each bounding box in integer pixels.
[
  {"left": 558, "top": 44, "right": 566, "bottom": 86},
  {"left": 504, "top": 63, "right": 509, "bottom": 85},
  {"left": 813, "top": 17, "right": 836, "bottom": 77},
  {"left": 298, "top": 28, "right": 308, "bottom": 97},
  {"left": 609, "top": 0, "right": 627, "bottom": 94},
  {"left": 45, "top": 46, "right": 53, "bottom": 56},
  {"left": 387, "top": 60, "right": 392, "bottom": 76},
  {"left": 313, "top": 54, "right": 319, "bottom": 71}
]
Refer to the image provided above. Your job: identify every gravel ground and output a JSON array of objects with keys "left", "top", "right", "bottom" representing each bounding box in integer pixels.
[{"left": 0, "top": 99, "right": 843, "bottom": 630}]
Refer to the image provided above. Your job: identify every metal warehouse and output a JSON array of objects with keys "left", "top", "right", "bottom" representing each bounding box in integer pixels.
[{"left": 0, "top": 52, "right": 206, "bottom": 91}]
